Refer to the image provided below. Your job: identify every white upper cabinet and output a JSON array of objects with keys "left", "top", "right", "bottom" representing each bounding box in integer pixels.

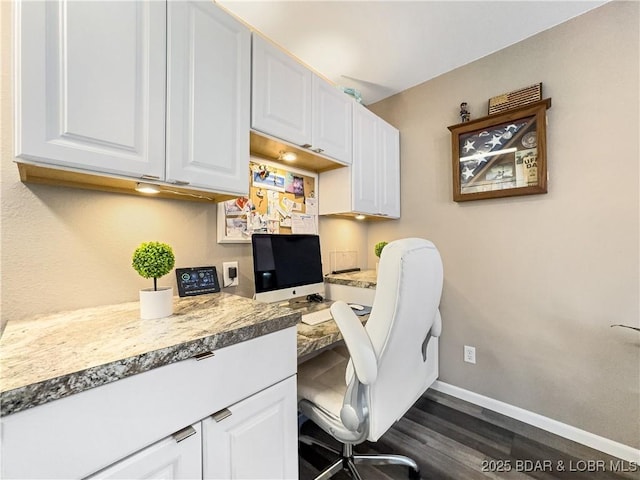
[
  {"left": 377, "top": 118, "right": 400, "bottom": 218},
  {"left": 166, "top": 1, "right": 250, "bottom": 195},
  {"left": 15, "top": 1, "right": 167, "bottom": 179},
  {"left": 15, "top": 0, "right": 250, "bottom": 197},
  {"left": 251, "top": 34, "right": 313, "bottom": 147},
  {"left": 312, "top": 75, "right": 353, "bottom": 164},
  {"left": 320, "top": 103, "right": 400, "bottom": 219},
  {"left": 251, "top": 34, "right": 353, "bottom": 165},
  {"left": 352, "top": 103, "right": 380, "bottom": 215}
]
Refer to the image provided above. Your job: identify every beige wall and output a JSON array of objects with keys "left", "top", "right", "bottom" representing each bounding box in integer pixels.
[
  {"left": 368, "top": 1, "right": 639, "bottom": 448},
  {"left": 1, "top": 0, "right": 638, "bottom": 450}
]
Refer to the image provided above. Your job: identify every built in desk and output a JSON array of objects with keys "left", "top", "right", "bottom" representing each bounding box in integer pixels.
[
  {"left": 0, "top": 293, "right": 300, "bottom": 479},
  {"left": 295, "top": 269, "right": 378, "bottom": 363}
]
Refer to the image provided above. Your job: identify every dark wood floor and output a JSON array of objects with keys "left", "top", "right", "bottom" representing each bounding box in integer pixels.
[{"left": 298, "top": 389, "right": 639, "bottom": 480}]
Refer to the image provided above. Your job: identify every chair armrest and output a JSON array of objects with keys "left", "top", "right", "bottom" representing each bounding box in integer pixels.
[
  {"left": 330, "top": 301, "right": 377, "bottom": 384},
  {"left": 432, "top": 309, "right": 442, "bottom": 337}
]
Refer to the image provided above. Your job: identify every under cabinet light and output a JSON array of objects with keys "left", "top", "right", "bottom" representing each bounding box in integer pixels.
[
  {"left": 135, "top": 182, "right": 161, "bottom": 194},
  {"left": 278, "top": 151, "right": 297, "bottom": 162},
  {"left": 355, "top": 214, "right": 366, "bottom": 220}
]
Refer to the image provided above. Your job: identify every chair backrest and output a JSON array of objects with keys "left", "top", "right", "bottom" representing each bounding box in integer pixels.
[{"left": 363, "top": 238, "right": 443, "bottom": 440}]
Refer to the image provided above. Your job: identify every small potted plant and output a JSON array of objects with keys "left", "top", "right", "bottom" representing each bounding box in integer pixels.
[
  {"left": 374, "top": 241, "right": 388, "bottom": 272},
  {"left": 132, "top": 241, "right": 176, "bottom": 319}
]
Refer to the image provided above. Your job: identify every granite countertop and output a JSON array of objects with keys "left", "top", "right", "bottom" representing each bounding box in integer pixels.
[
  {"left": 324, "top": 269, "right": 377, "bottom": 289},
  {"left": 0, "top": 293, "right": 298, "bottom": 417},
  {"left": 286, "top": 295, "right": 370, "bottom": 362}
]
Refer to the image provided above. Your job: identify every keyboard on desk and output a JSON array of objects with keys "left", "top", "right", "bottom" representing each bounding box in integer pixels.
[{"left": 301, "top": 309, "right": 333, "bottom": 325}]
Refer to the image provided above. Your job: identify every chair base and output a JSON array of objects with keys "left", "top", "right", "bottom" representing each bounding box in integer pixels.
[{"left": 300, "top": 434, "right": 421, "bottom": 480}]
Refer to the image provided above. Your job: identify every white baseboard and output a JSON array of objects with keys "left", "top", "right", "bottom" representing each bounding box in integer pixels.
[{"left": 431, "top": 381, "right": 640, "bottom": 464}]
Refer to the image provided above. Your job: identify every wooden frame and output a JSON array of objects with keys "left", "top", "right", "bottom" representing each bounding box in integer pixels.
[
  {"left": 217, "top": 158, "right": 319, "bottom": 243},
  {"left": 448, "top": 98, "right": 551, "bottom": 202}
]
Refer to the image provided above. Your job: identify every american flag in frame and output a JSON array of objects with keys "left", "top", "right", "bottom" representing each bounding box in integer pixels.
[{"left": 448, "top": 98, "right": 551, "bottom": 202}]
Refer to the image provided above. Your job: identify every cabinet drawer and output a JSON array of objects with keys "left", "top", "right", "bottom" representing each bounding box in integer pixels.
[{"left": 1, "top": 327, "right": 296, "bottom": 479}]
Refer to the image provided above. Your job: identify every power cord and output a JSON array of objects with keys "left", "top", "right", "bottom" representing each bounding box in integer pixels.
[{"left": 224, "top": 266, "right": 237, "bottom": 288}]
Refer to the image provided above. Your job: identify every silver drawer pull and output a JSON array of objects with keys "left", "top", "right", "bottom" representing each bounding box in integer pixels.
[
  {"left": 173, "top": 425, "right": 197, "bottom": 443},
  {"left": 140, "top": 174, "right": 160, "bottom": 180},
  {"left": 193, "top": 351, "right": 215, "bottom": 361},
  {"left": 171, "top": 180, "right": 190, "bottom": 186},
  {"left": 211, "top": 408, "right": 232, "bottom": 423}
]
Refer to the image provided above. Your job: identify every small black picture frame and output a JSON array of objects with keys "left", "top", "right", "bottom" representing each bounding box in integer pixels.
[{"left": 175, "top": 266, "right": 221, "bottom": 297}]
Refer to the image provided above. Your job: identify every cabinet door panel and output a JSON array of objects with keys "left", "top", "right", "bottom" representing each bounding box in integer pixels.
[
  {"left": 166, "top": 1, "right": 250, "bottom": 195},
  {"left": 15, "top": 0, "right": 166, "bottom": 178},
  {"left": 251, "top": 35, "right": 312, "bottom": 147},
  {"left": 312, "top": 76, "right": 353, "bottom": 164},
  {"left": 352, "top": 104, "right": 380, "bottom": 215},
  {"left": 378, "top": 121, "right": 400, "bottom": 218},
  {"left": 87, "top": 424, "right": 202, "bottom": 480},
  {"left": 202, "top": 376, "right": 298, "bottom": 480}
]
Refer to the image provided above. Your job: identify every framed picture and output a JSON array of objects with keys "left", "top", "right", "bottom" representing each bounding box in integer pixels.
[
  {"left": 217, "top": 158, "right": 319, "bottom": 243},
  {"left": 448, "top": 98, "right": 551, "bottom": 202}
]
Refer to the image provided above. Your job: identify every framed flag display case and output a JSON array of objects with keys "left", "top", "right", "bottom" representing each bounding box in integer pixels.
[{"left": 448, "top": 98, "right": 551, "bottom": 202}]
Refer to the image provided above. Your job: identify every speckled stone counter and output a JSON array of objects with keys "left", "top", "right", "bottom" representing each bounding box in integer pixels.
[
  {"left": 0, "top": 293, "right": 298, "bottom": 417},
  {"left": 280, "top": 298, "right": 363, "bottom": 361},
  {"left": 286, "top": 273, "right": 375, "bottom": 362},
  {"left": 324, "top": 269, "right": 377, "bottom": 289},
  {"left": 297, "top": 313, "right": 367, "bottom": 362}
]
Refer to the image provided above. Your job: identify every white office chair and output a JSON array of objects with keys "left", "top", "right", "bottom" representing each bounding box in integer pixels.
[{"left": 297, "top": 238, "right": 443, "bottom": 480}]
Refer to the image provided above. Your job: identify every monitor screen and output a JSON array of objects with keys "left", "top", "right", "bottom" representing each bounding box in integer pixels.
[{"left": 251, "top": 234, "right": 325, "bottom": 303}]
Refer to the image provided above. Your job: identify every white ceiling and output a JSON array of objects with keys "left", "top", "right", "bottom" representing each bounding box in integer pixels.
[{"left": 218, "top": 0, "right": 608, "bottom": 105}]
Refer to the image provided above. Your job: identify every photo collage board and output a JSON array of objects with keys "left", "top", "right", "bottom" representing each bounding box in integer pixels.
[{"left": 217, "top": 159, "right": 319, "bottom": 243}]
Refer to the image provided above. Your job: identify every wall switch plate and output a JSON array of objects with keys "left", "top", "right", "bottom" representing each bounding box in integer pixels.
[
  {"left": 464, "top": 345, "right": 476, "bottom": 364},
  {"left": 223, "top": 261, "right": 239, "bottom": 287}
]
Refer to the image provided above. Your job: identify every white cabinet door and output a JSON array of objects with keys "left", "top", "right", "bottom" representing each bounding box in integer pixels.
[
  {"left": 202, "top": 376, "right": 298, "bottom": 480},
  {"left": 378, "top": 118, "right": 401, "bottom": 218},
  {"left": 352, "top": 103, "right": 380, "bottom": 215},
  {"left": 251, "top": 34, "right": 313, "bottom": 148},
  {"left": 329, "top": 103, "right": 400, "bottom": 219},
  {"left": 87, "top": 424, "right": 202, "bottom": 480},
  {"left": 15, "top": 0, "right": 166, "bottom": 179},
  {"left": 166, "top": 1, "right": 250, "bottom": 195},
  {"left": 312, "top": 75, "right": 353, "bottom": 164}
]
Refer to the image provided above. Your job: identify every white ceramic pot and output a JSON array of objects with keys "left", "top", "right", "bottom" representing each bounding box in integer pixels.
[{"left": 139, "top": 287, "right": 174, "bottom": 320}]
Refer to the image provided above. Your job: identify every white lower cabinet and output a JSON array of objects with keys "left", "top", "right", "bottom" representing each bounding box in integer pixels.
[
  {"left": 203, "top": 376, "right": 298, "bottom": 480},
  {"left": 88, "top": 424, "right": 203, "bottom": 480},
  {"left": 1, "top": 328, "right": 298, "bottom": 480},
  {"left": 88, "top": 376, "right": 298, "bottom": 480}
]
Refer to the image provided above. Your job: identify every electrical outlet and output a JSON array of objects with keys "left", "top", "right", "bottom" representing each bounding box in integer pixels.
[
  {"left": 464, "top": 345, "right": 476, "bottom": 364},
  {"left": 223, "top": 261, "right": 239, "bottom": 287}
]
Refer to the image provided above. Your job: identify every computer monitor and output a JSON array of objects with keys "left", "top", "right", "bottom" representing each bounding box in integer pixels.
[{"left": 251, "top": 233, "right": 325, "bottom": 304}]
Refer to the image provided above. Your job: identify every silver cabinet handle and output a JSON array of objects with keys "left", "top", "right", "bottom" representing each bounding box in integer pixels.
[
  {"left": 140, "top": 174, "right": 160, "bottom": 180},
  {"left": 211, "top": 408, "right": 232, "bottom": 423},
  {"left": 173, "top": 425, "right": 197, "bottom": 443},
  {"left": 193, "top": 351, "right": 215, "bottom": 361},
  {"left": 312, "top": 148, "right": 324, "bottom": 153},
  {"left": 171, "top": 180, "right": 190, "bottom": 186},
  {"left": 300, "top": 143, "right": 312, "bottom": 149}
]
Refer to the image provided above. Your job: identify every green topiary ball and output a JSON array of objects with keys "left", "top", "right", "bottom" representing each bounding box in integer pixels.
[
  {"left": 132, "top": 242, "right": 176, "bottom": 283},
  {"left": 374, "top": 241, "right": 388, "bottom": 258}
]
